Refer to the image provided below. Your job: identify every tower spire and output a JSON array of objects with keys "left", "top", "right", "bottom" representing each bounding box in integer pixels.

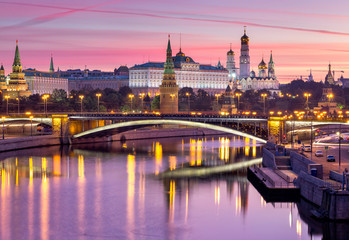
[
  {"left": 49, "top": 53, "right": 55, "bottom": 73},
  {"left": 244, "top": 26, "right": 246, "bottom": 34}
]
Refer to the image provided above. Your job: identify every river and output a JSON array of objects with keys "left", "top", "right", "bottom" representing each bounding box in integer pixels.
[{"left": 0, "top": 134, "right": 346, "bottom": 239}]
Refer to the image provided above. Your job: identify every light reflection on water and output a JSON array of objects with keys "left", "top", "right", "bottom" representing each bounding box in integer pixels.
[{"left": 0, "top": 135, "right": 345, "bottom": 239}]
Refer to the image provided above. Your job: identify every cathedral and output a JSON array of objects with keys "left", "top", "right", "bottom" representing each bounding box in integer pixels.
[{"left": 226, "top": 28, "right": 279, "bottom": 92}]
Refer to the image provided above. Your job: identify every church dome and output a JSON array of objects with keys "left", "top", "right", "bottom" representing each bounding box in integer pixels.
[
  {"left": 241, "top": 28, "right": 249, "bottom": 45},
  {"left": 176, "top": 48, "right": 185, "bottom": 57},
  {"left": 227, "top": 49, "right": 235, "bottom": 56},
  {"left": 258, "top": 59, "right": 267, "bottom": 69},
  {"left": 250, "top": 70, "right": 256, "bottom": 78}
]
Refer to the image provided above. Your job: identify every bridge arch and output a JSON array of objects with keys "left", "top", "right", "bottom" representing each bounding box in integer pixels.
[{"left": 72, "top": 119, "right": 267, "bottom": 143}]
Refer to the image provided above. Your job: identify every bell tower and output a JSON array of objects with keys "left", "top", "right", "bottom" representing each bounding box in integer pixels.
[{"left": 239, "top": 26, "right": 250, "bottom": 78}]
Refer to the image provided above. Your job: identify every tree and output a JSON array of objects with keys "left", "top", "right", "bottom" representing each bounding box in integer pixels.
[
  {"left": 151, "top": 96, "right": 160, "bottom": 110},
  {"left": 51, "top": 89, "right": 68, "bottom": 102}
]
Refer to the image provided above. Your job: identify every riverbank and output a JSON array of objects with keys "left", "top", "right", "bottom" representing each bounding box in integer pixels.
[{"left": 0, "top": 135, "right": 61, "bottom": 153}]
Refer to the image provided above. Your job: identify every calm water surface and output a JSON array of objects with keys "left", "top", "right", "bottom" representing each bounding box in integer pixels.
[{"left": 0, "top": 135, "right": 345, "bottom": 239}]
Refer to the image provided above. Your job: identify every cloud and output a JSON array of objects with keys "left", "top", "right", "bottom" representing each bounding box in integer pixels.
[
  {"left": 0, "top": 0, "right": 119, "bottom": 29},
  {"left": 1, "top": 1, "right": 349, "bottom": 37}
]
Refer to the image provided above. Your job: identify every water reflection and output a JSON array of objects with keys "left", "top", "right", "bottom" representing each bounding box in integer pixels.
[{"left": 0, "top": 135, "right": 345, "bottom": 239}]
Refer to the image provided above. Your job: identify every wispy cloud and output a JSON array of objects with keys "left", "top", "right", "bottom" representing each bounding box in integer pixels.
[
  {"left": 1, "top": 1, "right": 349, "bottom": 36},
  {"left": 0, "top": 1, "right": 119, "bottom": 29}
]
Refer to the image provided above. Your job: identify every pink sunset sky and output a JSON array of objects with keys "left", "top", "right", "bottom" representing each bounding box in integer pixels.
[{"left": 1, "top": 0, "right": 349, "bottom": 83}]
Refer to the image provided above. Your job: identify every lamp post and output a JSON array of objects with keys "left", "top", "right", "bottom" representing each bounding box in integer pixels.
[
  {"left": 337, "top": 125, "right": 342, "bottom": 172},
  {"left": 186, "top": 92, "right": 191, "bottom": 114},
  {"left": 79, "top": 95, "right": 84, "bottom": 113},
  {"left": 42, "top": 94, "right": 49, "bottom": 115},
  {"left": 139, "top": 93, "right": 145, "bottom": 112},
  {"left": 30, "top": 116, "right": 33, "bottom": 136},
  {"left": 96, "top": 93, "right": 102, "bottom": 113},
  {"left": 2, "top": 116, "right": 5, "bottom": 140},
  {"left": 261, "top": 93, "right": 267, "bottom": 115},
  {"left": 4, "top": 96, "right": 9, "bottom": 115},
  {"left": 235, "top": 93, "right": 242, "bottom": 112},
  {"left": 215, "top": 93, "right": 221, "bottom": 112},
  {"left": 304, "top": 93, "right": 311, "bottom": 118},
  {"left": 170, "top": 94, "right": 175, "bottom": 113},
  {"left": 128, "top": 94, "right": 134, "bottom": 112},
  {"left": 16, "top": 97, "right": 20, "bottom": 115}
]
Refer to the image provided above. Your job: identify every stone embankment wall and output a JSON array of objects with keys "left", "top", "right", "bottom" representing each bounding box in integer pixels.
[
  {"left": 0, "top": 135, "right": 61, "bottom": 152},
  {"left": 296, "top": 171, "right": 349, "bottom": 220},
  {"left": 262, "top": 148, "right": 277, "bottom": 169},
  {"left": 290, "top": 151, "right": 323, "bottom": 179}
]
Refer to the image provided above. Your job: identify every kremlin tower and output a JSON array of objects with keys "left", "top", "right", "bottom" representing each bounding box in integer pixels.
[
  {"left": 159, "top": 36, "right": 179, "bottom": 114},
  {"left": 6, "top": 40, "right": 31, "bottom": 98}
]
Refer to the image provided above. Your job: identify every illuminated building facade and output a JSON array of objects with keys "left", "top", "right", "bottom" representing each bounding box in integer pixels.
[
  {"left": 129, "top": 45, "right": 229, "bottom": 96},
  {"left": 237, "top": 28, "right": 279, "bottom": 91}
]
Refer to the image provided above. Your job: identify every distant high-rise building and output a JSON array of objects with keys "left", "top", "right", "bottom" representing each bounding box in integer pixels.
[
  {"left": 159, "top": 36, "right": 179, "bottom": 114},
  {"left": 239, "top": 27, "right": 250, "bottom": 78}
]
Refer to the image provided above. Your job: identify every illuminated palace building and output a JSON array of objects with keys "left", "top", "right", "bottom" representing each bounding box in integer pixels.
[
  {"left": 129, "top": 43, "right": 229, "bottom": 96},
  {"left": 129, "top": 28, "right": 279, "bottom": 96}
]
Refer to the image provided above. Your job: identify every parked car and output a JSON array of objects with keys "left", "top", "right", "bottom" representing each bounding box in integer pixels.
[
  {"left": 303, "top": 145, "right": 311, "bottom": 152},
  {"left": 315, "top": 150, "right": 324, "bottom": 157},
  {"left": 327, "top": 155, "right": 335, "bottom": 162}
]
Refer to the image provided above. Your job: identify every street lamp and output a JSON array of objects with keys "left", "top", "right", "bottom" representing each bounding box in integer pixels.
[
  {"left": 261, "top": 93, "right": 267, "bottom": 115},
  {"left": 139, "top": 93, "right": 145, "bottom": 112},
  {"left": 128, "top": 94, "right": 134, "bottom": 112},
  {"left": 170, "top": 94, "right": 175, "bottom": 113},
  {"left": 42, "top": 94, "right": 49, "bottom": 115},
  {"left": 79, "top": 95, "right": 84, "bottom": 113},
  {"left": 29, "top": 115, "right": 33, "bottom": 136},
  {"left": 2, "top": 116, "right": 5, "bottom": 140},
  {"left": 96, "top": 93, "right": 102, "bottom": 113},
  {"left": 186, "top": 92, "right": 191, "bottom": 114},
  {"left": 4, "top": 96, "right": 9, "bottom": 115},
  {"left": 304, "top": 93, "right": 311, "bottom": 118},
  {"left": 215, "top": 93, "right": 221, "bottom": 112},
  {"left": 235, "top": 93, "right": 242, "bottom": 112},
  {"left": 16, "top": 97, "right": 20, "bottom": 114},
  {"left": 337, "top": 126, "right": 342, "bottom": 172}
]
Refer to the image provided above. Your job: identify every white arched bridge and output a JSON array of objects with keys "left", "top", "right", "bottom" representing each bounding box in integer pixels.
[{"left": 72, "top": 119, "right": 268, "bottom": 143}]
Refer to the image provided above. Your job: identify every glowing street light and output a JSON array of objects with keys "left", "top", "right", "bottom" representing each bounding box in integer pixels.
[
  {"left": 16, "top": 97, "right": 20, "bottom": 114},
  {"left": 261, "top": 93, "right": 268, "bottom": 115},
  {"left": 186, "top": 92, "right": 191, "bottom": 114},
  {"left": 327, "top": 93, "right": 334, "bottom": 102},
  {"left": 79, "top": 95, "right": 84, "bottom": 113},
  {"left": 96, "top": 93, "right": 102, "bottom": 113},
  {"left": 42, "top": 94, "right": 50, "bottom": 115},
  {"left": 139, "top": 93, "right": 145, "bottom": 112},
  {"left": 170, "top": 94, "right": 176, "bottom": 113},
  {"left": 235, "top": 92, "right": 242, "bottom": 111},
  {"left": 128, "top": 94, "right": 134, "bottom": 112},
  {"left": 304, "top": 93, "right": 311, "bottom": 117},
  {"left": 4, "top": 96, "right": 9, "bottom": 115}
]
